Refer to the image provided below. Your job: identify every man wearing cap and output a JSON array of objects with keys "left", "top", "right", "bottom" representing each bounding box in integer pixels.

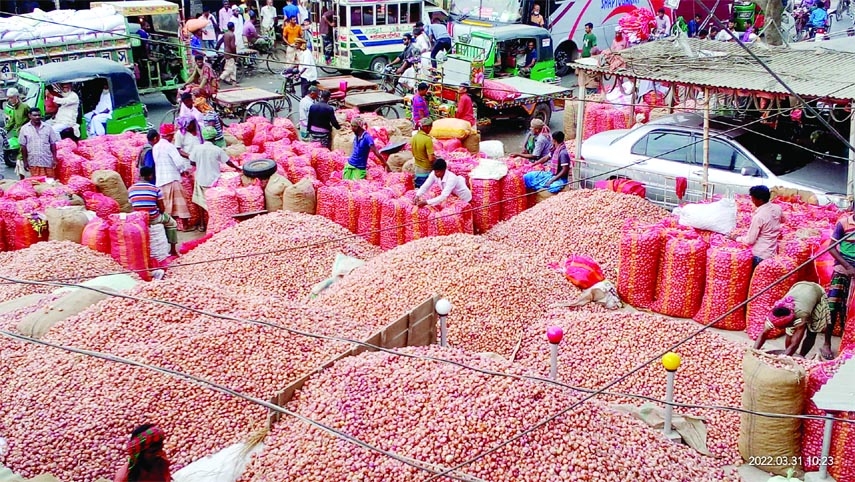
[
  {"left": 217, "top": 22, "right": 239, "bottom": 86},
  {"left": 190, "top": 126, "right": 239, "bottom": 231},
  {"left": 411, "top": 82, "right": 430, "bottom": 128},
  {"left": 343, "top": 117, "right": 388, "bottom": 180},
  {"left": 510, "top": 118, "right": 552, "bottom": 162},
  {"left": 84, "top": 80, "right": 112, "bottom": 136},
  {"left": 611, "top": 27, "right": 630, "bottom": 51},
  {"left": 260, "top": 0, "right": 277, "bottom": 38},
  {"left": 19, "top": 108, "right": 59, "bottom": 179},
  {"left": 4, "top": 88, "right": 29, "bottom": 139},
  {"left": 296, "top": 37, "right": 318, "bottom": 97},
  {"left": 299, "top": 86, "right": 319, "bottom": 140},
  {"left": 148, "top": 126, "right": 192, "bottom": 231},
  {"left": 306, "top": 90, "right": 340, "bottom": 149},
  {"left": 230, "top": 5, "right": 246, "bottom": 50},
  {"left": 455, "top": 83, "right": 476, "bottom": 128},
  {"left": 411, "top": 118, "right": 436, "bottom": 188}
]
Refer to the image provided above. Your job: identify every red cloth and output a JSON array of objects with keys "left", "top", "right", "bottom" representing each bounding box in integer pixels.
[
  {"left": 455, "top": 93, "right": 476, "bottom": 126},
  {"left": 159, "top": 124, "right": 175, "bottom": 136},
  {"left": 675, "top": 176, "right": 688, "bottom": 200}
]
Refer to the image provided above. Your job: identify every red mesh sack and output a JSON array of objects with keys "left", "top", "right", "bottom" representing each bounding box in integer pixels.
[
  {"left": 273, "top": 117, "right": 298, "bottom": 140},
  {"left": 81, "top": 217, "right": 111, "bottom": 255},
  {"left": 842, "top": 286, "right": 855, "bottom": 351},
  {"left": 204, "top": 186, "right": 240, "bottom": 234},
  {"left": 235, "top": 183, "right": 265, "bottom": 213},
  {"left": 329, "top": 186, "right": 359, "bottom": 233},
  {"left": 356, "top": 190, "right": 387, "bottom": 245},
  {"left": 380, "top": 197, "right": 409, "bottom": 250},
  {"left": 470, "top": 178, "right": 502, "bottom": 233},
  {"left": 56, "top": 151, "right": 86, "bottom": 184},
  {"left": 745, "top": 256, "right": 800, "bottom": 340},
  {"left": 779, "top": 231, "right": 819, "bottom": 283},
  {"left": 801, "top": 351, "right": 855, "bottom": 475},
  {"left": 81, "top": 155, "right": 118, "bottom": 179},
  {"left": 226, "top": 122, "right": 255, "bottom": 145},
  {"left": 315, "top": 186, "right": 336, "bottom": 222},
  {"left": 814, "top": 233, "right": 835, "bottom": 289},
  {"left": 618, "top": 226, "right": 662, "bottom": 309},
  {"left": 651, "top": 235, "right": 707, "bottom": 318},
  {"left": 83, "top": 191, "right": 121, "bottom": 219},
  {"left": 695, "top": 244, "right": 753, "bottom": 330},
  {"left": 109, "top": 142, "right": 145, "bottom": 187},
  {"left": 500, "top": 169, "right": 528, "bottom": 221},
  {"left": 5, "top": 181, "right": 38, "bottom": 201},
  {"left": 1, "top": 206, "right": 48, "bottom": 251},
  {"left": 108, "top": 212, "right": 151, "bottom": 281},
  {"left": 429, "top": 202, "right": 469, "bottom": 237}
]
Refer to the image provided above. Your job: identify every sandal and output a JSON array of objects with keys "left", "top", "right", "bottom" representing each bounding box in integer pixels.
[{"left": 820, "top": 346, "right": 835, "bottom": 360}]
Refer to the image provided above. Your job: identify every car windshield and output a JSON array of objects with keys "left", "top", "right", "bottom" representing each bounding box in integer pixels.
[
  {"left": 451, "top": 0, "right": 522, "bottom": 22},
  {"left": 16, "top": 79, "right": 39, "bottom": 109}
]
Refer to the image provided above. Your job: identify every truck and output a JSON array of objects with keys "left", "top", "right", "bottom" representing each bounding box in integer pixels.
[
  {"left": 0, "top": 1, "right": 190, "bottom": 104},
  {"left": 437, "top": 26, "right": 572, "bottom": 128}
]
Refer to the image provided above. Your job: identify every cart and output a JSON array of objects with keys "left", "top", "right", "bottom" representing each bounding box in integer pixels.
[
  {"left": 317, "top": 76, "right": 380, "bottom": 94},
  {"left": 161, "top": 87, "right": 286, "bottom": 125},
  {"left": 343, "top": 91, "right": 404, "bottom": 119}
]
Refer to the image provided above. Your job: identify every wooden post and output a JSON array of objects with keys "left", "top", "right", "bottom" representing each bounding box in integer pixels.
[
  {"left": 702, "top": 87, "right": 711, "bottom": 200},
  {"left": 574, "top": 70, "right": 586, "bottom": 189}
]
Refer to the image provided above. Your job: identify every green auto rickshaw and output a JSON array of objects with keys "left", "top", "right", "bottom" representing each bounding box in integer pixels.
[
  {"left": 451, "top": 25, "right": 559, "bottom": 83},
  {"left": 3, "top": 58, "right": 149, "bottom": 166}
]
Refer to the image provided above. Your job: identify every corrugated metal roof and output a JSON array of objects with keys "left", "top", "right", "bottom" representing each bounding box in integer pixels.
[{"left": 570, "top": 38, "right": 855, "bottom": 101}]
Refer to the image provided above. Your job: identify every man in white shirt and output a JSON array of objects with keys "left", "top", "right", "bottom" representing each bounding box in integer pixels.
[
  {"left": 299, "top": 86, "right": 318, "bottom": 140},
  {"left": 148, "top": 126, "right": 191, "bottom": 229},
  {"left": 48, "top": 83, "right": 80, "bottom": 137},
  {"left": 655, "top": 8, "right": 672, "bottom": 37},
  {"left": 413, "top": 23, "right": 431, "bottom": 54},
  {"left": 231, "top": 6, "right": 246, "bottom": 50},
  {"left": 260, "top": 0, "right": 277, "bottom": 37},
  {"left": 716, "top": 19, "right": 737, "bottom": 41},
  {"left": 201, "top": 9, "right": 218, "bottom": 50},
  {"left": 190, "top": 126, "right": 239, "bottom": 230},
  {"left": 414, "top": 158, "right": 472, "bottom": 207},
  {"left": 296, "top": 38, "right": 318, "bottom": 97},
  {"left": 84, "top": 81, "right": 112, "bottom": 136}
]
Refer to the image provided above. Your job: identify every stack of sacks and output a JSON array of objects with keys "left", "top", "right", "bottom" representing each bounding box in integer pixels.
[{"left": 0, "top": 178, "right": 84, "bottom": 251}]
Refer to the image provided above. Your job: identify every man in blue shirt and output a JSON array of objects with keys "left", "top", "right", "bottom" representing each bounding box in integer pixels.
[
  {"left": 688, "top": 14, "right": 701, "bottom": 37},
  {"left": 283, "top": 0, "right": 299, "bottom": 23},
  {"left": 342, "top": 117, "right": 388, "bottom": 180},
  {"left": 519, "top": 40, "right": 537, "bottom": 78}
]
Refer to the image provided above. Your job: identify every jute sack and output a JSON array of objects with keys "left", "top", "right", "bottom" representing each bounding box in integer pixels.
[
  {"left": 0, "top": 294, "right": 48, "bottom": 316},
  {"left": 387, "top": 151, "right": 414, "bottom": 173},
  {"left": 17, "top": 287, "right": 116, "bottom": 338},
  {"left": 402, "top": 159, "right": 416, "bottom": 174},
  {"left": 390, "top": 119, "right": 415, "bottom": 137},
  {"left": 332, "top": 130, "right": 355, "bottom": 154},
  {"left": 738, "top": 349, "right": 806, "bottom": 477},
  {"left": 563, "top": 100, "right": 578, "bottom": 140},
  {"left": 91, "top": 170, "right": 131, "bottom": 212},
  {"left": 224, "top": 132, "right": 240, "bottom": 146},
  {"left": 264, "top": 173, "right": 291, "bottom": 212},
  {"left": 282, "top": 178, "right": 316, "bottom": 214},
  {"left": 46, "top": 206, "right": 89, "bottom": 243},
  {"left": 225, "top": 143, "right": 247, "bottom": 159},
  {"left": 462, "top": 130, "right": 481, "bottom": 155}
]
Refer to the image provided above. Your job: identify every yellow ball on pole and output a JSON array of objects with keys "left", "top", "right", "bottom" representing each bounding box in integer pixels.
[{"left": 661, "top": 352, "right": 682, "bottom": 372}]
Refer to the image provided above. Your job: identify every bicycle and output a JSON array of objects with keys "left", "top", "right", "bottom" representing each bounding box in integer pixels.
[{"left": 274, "top": 69, "right": 303, "bottom": 114}]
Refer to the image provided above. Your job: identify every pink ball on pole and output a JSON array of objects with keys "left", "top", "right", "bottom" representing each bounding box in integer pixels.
[{"left": 546, "top": 326, "right": 564, "bottom": 344}]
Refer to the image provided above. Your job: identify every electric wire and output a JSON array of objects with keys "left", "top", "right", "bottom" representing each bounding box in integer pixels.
[
  {"left": 0, "top": 92, "right": 842, "bottom": 288},
  {"left": 0, "top": 328, "right": 486, "bottom": 482}
]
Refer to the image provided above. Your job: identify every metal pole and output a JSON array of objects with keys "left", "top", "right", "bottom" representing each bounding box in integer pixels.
[
  {"left": 819, "top": 415, "right": 834, "bottom": 479},
  {"left": 848, "top": 100, "right": 855, "bottom": 201},
  {"left": 574, "top": 70, "right": 586, "bottom": 189},
  {"left": 439, "top": 315, "right": 447, "bottom": 347},
  {"left": 549, "top": 343, "right": 559, "bottom": 380},
  {"left": 702, "top": 87, "right": 711, "bottom": 200},
  {"left": 664, "top": 370, "right": 676, "bottom": 435}
]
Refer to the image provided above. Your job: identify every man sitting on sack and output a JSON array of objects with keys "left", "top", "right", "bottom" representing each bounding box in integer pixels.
[{"left": 754, "top": 281, "right": 830, "bottom": 357}]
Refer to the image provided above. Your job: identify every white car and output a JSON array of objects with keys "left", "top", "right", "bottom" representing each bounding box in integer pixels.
[{"left": 579, "top": 113, "right": 849, "bottom": 208}]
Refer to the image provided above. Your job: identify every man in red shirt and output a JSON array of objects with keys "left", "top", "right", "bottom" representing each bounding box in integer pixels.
[{"left": 455, "top": 82, "right": 476, "bottom": 128}]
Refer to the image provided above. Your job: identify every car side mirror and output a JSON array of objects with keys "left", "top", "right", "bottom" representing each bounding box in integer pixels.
[{"left": 741, "top": 167, "right": 760, "bottom": 177}]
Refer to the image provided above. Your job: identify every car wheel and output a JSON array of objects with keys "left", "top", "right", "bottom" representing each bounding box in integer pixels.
[{"left": 242, "top": 159, "right": 277, "bottom": 179}]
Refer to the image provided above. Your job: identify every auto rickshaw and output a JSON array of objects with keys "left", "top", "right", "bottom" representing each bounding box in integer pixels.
[
  {"left": 452, "top": 26, "right": 558, "bottom": 83},
  {"left": 2, "top": 58, "right": 149, "bottom": 164},
  {"left": 91, "top": 0, "right": 191, "bottom": 104}
]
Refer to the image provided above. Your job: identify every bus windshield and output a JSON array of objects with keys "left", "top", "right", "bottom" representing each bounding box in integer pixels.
[{"left": 451, "top": 0, "right": 522, "bottom": 23}]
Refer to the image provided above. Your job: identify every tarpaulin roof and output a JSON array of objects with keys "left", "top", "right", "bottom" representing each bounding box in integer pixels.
[{"left": 570, "top": 37, "right": 855, "bottom": 102}]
